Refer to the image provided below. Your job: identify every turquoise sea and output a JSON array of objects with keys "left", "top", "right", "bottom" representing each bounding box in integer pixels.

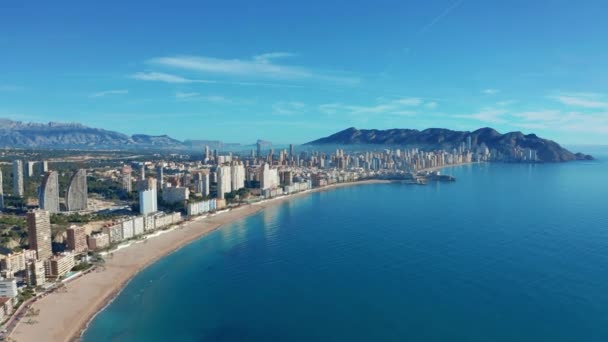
[{"left": 84, "top": 149, "right": 608, "bottom": 341}]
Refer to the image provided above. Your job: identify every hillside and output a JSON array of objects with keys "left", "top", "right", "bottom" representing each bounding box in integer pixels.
[{"left": 306, "top": 127, "right": 593, "bottom": 162}]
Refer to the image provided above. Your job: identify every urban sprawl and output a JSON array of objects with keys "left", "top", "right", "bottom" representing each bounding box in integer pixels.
[{"left": 0, "top": 139, "right": 540, "bottom": 332}]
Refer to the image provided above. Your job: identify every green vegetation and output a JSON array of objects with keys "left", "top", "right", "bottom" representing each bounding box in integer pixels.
[
  {"left": 225, "top": 188, "right": 251, "bottom": 203},
  {"left": 88, "top": 177, "right": 135, "bottom": 200},
  {"left": 17, "top": 286, "right": 36, "bottom": 304},
  {"left": 71, "top": 262, "right": 92, "bottom": 272},
  {"left": 0, "top": 214, "right": 28, "bottom": 250}
]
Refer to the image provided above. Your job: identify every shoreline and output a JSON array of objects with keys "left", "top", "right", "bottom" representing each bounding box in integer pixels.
[{"left": 8, "top": 179, "right": 390, "bottom": 342}]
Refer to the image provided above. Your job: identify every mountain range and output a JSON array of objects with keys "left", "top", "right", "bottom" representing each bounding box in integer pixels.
[
  {"left": 0, "top": 119, "right": 593, "bottom": 162},
  {"left": 306, "top": 127, "right": 593, "bottom": 162}
]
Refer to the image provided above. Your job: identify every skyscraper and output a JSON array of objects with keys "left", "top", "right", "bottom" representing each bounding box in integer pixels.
[
  {"left": 26, "top": 161, "right": 36, "bottom": 177},
  {"left": 289, "top": 144, "right": 294, "bottom": 158},
  {"left": 230, "top": 161, "right": 245, "bottom": 192},
  {"left": 138, "top": 177, "right": 157, "bottom": 215},
  {"left": 256, "top": 141, "right": 262, "bottom": 159},
  {"left": 216, "top": 165, "right": 232, "bottom": 200},
  {"left": 260, "top": 163, "right": 279, "bottom": 190},
  {"left": 65, "top": 169, "right": 88, "bottom": 211},
  {"left": 205, "top": 145, "right": 210, "bottom": 161},
  {"left": 140, "top": 164, "right": 146, "bottom": 181},
  {"left": 38, "top": 171, "right": 60, "bottom": 213},
  {"left": 194, "top": 172, "right": 210, "bottom": 197},
  {"left": 27, "top": 209, "right": 53, "bottom": 260},
  {"left": 121, "top": 165, "right": 132, "bottom": 192},
  {"left": 12, "top": 160, "right": 24, "bottom": 197},
  {"left": 0, "top": 168, "right": 4, "bottom": 209},
  {"left": 156, "top": 164, "right": 164, "bottom": 191}
]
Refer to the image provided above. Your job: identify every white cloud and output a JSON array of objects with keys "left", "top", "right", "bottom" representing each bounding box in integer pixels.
[
  {"left": 131, "top": 72, "right": 214, "bottom": 84},
  {"left": 148, "top": 54, "right": 360, "bottom": 85},
  {"left": 511, "top": 109, "right": 608, "bottom": 135},
  {"left": 319, "top": 97, "right": 428, "bottom": 117},
  {"left": 175, "top": 92, "right": 199, "bottom": 99},
  {"left": 425, "top": 101, "right": 438, "bottom": 109},
  {"left": 90, "top": 89, "right": 128, "bottom": 98},
  {"left": 175, "top": 92, "right": 232, "bottom": 103},
  {"left": 549, "top": 92, "right": 608, "bottom": 108},
  {"left": 482, "top": 89, "right": 500, "bottom": 95},
  {"left": 253, "top": 52, "right": 295, "bottom": 63}
]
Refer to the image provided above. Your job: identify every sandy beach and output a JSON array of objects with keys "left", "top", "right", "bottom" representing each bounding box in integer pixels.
[{"left": 8, "top": 180, "right": 388, "bottom": 342}]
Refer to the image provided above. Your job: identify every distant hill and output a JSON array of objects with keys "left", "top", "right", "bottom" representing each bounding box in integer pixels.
[
  {"left": 0, "top": 119, "right": 191, "bottom": 149},
  {"left": 306, "top": 127, "right": 593, "bottom": 162}
]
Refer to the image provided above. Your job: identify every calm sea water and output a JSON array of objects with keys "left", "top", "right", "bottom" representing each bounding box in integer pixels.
[{"left": 84, "top": 151, "right": 608, "bottom": 342}]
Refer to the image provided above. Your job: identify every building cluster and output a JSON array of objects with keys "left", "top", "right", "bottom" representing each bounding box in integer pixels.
[
  {"left": 99, "top": 212, "right": 182, "bottom": 245},
  {"left": 0, "top": 209, "right": 90, "bottom": 318}
]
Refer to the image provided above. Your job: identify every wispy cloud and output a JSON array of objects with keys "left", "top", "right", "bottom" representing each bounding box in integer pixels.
[
  {"left": 512, "top": 110, "right": 608, "bottom": 134},
  {"left": 549, "top": 92, "right": 608, "bottom": 108},
  {"left": 253, "top": 52, "right": 295, "bottom": 63},
  {"left": 482, "top": 88, "right": 500, "bottom": 95},
  {"left": 175, "top": 92, "right": 232, "bottom": 104},
  {"left": 418, "top": 0, "right": 464, "bottom": 35},
  {"left": 425, "top": 101, "right": 438, "bottom": 109},
  {"left": 175, "top": 92, "right": 200, "bottom": 99},
  {"left": 131, "top": 72, "right": 214, "bottom": 84},
  {"left": 319, "top": 97, "right": 429, "bottom": 117},
  {"left": 90, "top": 89, "right": 129, "bottom": 98},
  {"left": 272, "top": 101, "right": 306, "bottom": 116},
  {"left": 147, "top": 54, "right": 360, "bottom": 85}
]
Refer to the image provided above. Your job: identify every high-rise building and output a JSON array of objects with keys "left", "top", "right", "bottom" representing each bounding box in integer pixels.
[
  {"left": 138, "top": 177, "right": 158, "bottom": 215},
  {"left": 230, "top": 162, "right": 245, "bottom": 192},
  {"left": 205, "top": 145, "right": 210, "bottom": 161},
  {"left": 140, "top": 164, "right": 146, "bottom": 181},
  {"left": 66, "top": 225, "right": 88, "bottom": 254},
  {"left": 289, "top": 144, "right": 294, "bottom": 158},
  {"left": 27, "top": 209, "right": 53, "bottom": 261},
  {"left": 12, "top": 160, "right": 24, "bottom": 197},
  {"left": 0, "top": 168, "right": 4, "bottom": 209},
  {"left": 41, "top": 160, "right": 49, "bottom": 173},
  {"left": 65, "top": 169, "right": 88, "bottom": 211},
  {"left": 260, "top": 163, "right": 279, "bottom": 190},
  {"left": 256, "top": 141, "right": 262, "bottom": 159},
  {"left": 121, "top": 165, "right": 132, "bottom": 192},
  {"left": 38, "top": 171, "right": 60, "bottom": 213},
  {"left": 216, "top": 165, "right": 232, "bottom": 200},
  {"left": 156, "top": 164, "right": 164, "bottom": 191},
  {"left": 26, "top": 161, "right": 36, "bottom": 177},
  {"left": 194, "top": 172, "right": 210, "bottom": 196}
]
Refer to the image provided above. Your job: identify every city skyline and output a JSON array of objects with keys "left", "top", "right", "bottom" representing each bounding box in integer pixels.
[{"left": 1, "top": 1, "right": 608, "bottom": 145}]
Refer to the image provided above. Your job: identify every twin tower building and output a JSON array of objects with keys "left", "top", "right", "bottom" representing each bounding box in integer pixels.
[{"left": 38, "top": 169, "right": 88, "bottom": 213}]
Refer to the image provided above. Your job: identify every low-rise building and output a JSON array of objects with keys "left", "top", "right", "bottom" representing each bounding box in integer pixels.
[
  {"left": 25, "top": 260, "right": 46, "bottom": 286},
  {"left": 0, "top": 278, "right": 18, "bottom": 298},
  {"left": 162, "top": 186, "right": 189, "bottom": 204},
  {"left": 66, "top": 225, "right": 88, "bottom": 254},
  {"left": 45, "top": 253, "right": 75, "bottom": 279},
  {"left": 87, "top": 233, "right": 110, "bottom": 250},
  {"left": 0, "top": 296, "right": 14, "bottom": 321}
]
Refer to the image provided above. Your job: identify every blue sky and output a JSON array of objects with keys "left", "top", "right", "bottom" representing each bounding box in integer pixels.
[{"left": 1, "top": 0, "right": 608, "bottom": 144}]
